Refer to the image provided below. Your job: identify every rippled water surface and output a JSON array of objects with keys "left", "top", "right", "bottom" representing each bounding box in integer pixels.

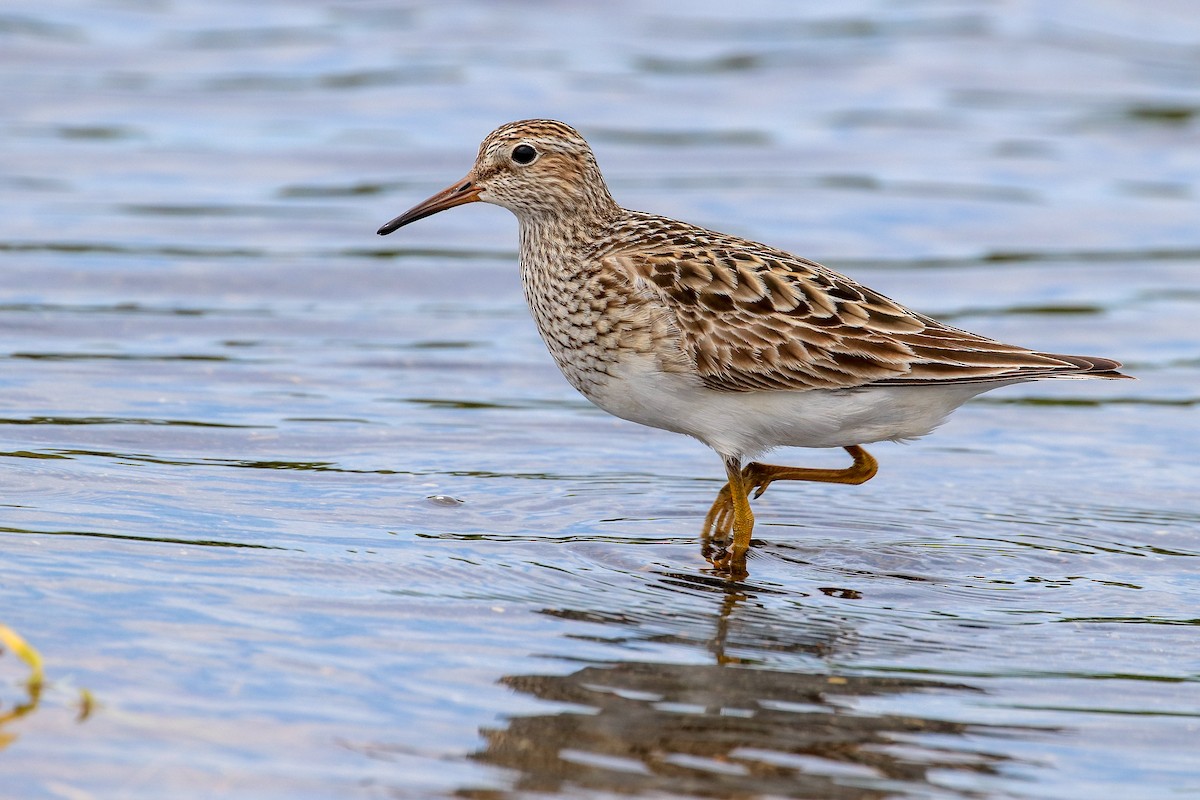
[{"left": 3, "top": 1, "right": 1199, "bottom": 798}]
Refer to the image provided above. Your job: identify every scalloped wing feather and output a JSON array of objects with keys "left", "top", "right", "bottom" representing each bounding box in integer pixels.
[{"left": 603, "top": 241, "right": 1126, "bottom": 392}]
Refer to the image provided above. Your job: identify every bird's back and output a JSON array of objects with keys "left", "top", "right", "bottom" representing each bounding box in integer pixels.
[{"left": 585, "top": 209, "right": 1130, "bottom": 394}]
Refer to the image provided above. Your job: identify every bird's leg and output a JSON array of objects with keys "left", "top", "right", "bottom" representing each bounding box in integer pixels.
[
  {"left": 701, "top": 485, "right": 733, "bottom": 560},
  {"left": 701, "top": 489, "right": 727, "bottom": 554},
  {"left": 703, "top": 456, "right": 754, "bottom": 578},
  {"left": 701, "top": 446, "right": 878, "bottom": 575},
  {"left": 743, "top": 445, "right": 878, "bottom": 499}
]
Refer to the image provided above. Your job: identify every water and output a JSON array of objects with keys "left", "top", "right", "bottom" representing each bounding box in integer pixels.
[{"left": 2, "top": 1, "right": 1198, "bottom": 797}]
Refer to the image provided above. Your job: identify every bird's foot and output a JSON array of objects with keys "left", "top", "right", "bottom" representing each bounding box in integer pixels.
[
  {"left": 700, "top": 483, "right": 734, "bottom": 557},
  {"left": 700, "top": 481, "right": 750, "bottom": 580},
  {"left": 707, "top": 551, "right": 749, "bottom": 581}
]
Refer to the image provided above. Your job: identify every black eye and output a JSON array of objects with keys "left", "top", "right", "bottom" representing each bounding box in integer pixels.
[{"left": 511, "top": 144, "right": 538, "bottom": 165}]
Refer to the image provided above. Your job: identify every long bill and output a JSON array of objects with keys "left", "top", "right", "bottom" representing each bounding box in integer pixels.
[{"left": 377, "top": 175, "right": 480, "bottom": 235}]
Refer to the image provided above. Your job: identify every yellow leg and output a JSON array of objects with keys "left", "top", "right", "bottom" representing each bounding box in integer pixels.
[
  {"left": 702, "top": 446, "right": 878, "bottom": 576},
  {"left": 704, "top": 456, "right": 753, "bottom": 579},
  {"left": 744, "top": 445, "right": 878, "bottom": 499}
]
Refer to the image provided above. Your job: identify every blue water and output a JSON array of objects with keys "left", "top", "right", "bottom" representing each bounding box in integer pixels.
[{"left": 2, "top": 1, "right": 1198, "bottom": 798}]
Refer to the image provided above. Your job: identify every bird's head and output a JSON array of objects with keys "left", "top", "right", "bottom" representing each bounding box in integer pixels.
[{"left": 377, "top": 119, "right": 616, "bottom": 235}]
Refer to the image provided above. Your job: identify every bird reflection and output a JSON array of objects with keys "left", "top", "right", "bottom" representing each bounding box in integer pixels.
[{"left": 469, "top": 579, "right": 1042, "bottom": 798}]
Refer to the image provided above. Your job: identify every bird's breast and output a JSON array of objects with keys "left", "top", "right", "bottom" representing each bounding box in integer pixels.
[{"left": 519, "top": 247, "right": 687, "bottom": 402}]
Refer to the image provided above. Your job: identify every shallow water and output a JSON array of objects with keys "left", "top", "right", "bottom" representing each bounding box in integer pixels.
[{"left": 2, "top": 1, "right": 1198, "bottom": 798}]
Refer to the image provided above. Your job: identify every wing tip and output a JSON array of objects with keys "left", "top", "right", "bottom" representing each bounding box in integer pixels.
[
  {"left": 1041, "top": 353, "right": 1134, "bottom": 380},
  {"left": 874, "top": 351, "right": 1134, "bottom": 386}
]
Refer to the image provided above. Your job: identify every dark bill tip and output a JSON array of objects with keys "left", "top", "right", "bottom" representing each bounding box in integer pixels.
[
  {"left": 376, "top": 178, "right": 479, "bottom": 236},
  {"left": 377, "top": 215, "right": 412, "bottom": 236}
]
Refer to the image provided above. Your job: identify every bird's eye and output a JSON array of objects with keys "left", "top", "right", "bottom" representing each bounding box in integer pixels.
[{"left": 511, "top": 144, "right": 538, "bottom": 165}]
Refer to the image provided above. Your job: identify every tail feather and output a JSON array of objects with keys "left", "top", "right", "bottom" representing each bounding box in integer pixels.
[{"left": 1039, "top": 353, "right": 1132, "bottom": 380}]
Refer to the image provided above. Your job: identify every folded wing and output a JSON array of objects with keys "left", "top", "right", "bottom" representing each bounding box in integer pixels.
[{"left": 604, "top": 238, "right": 1128, "bottom": 392}]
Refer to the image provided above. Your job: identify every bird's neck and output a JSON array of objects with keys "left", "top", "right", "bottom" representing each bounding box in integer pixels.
[{"left": 516, "top": 199, "right": 623, "bottom": 256}]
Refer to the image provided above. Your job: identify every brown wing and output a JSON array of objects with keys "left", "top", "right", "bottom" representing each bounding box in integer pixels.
[{"left": 604, "top": 244, "right": 1127, "bottom": 392}]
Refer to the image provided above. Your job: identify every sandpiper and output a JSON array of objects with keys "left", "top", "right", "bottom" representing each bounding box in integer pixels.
[{"left": 377, "top": 119, "right": 1129, "bottom": 578}]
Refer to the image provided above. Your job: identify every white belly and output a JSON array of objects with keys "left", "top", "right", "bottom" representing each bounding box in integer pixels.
[{"left": 582, "top": 353, "right": 1007, "bottom": 460}]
